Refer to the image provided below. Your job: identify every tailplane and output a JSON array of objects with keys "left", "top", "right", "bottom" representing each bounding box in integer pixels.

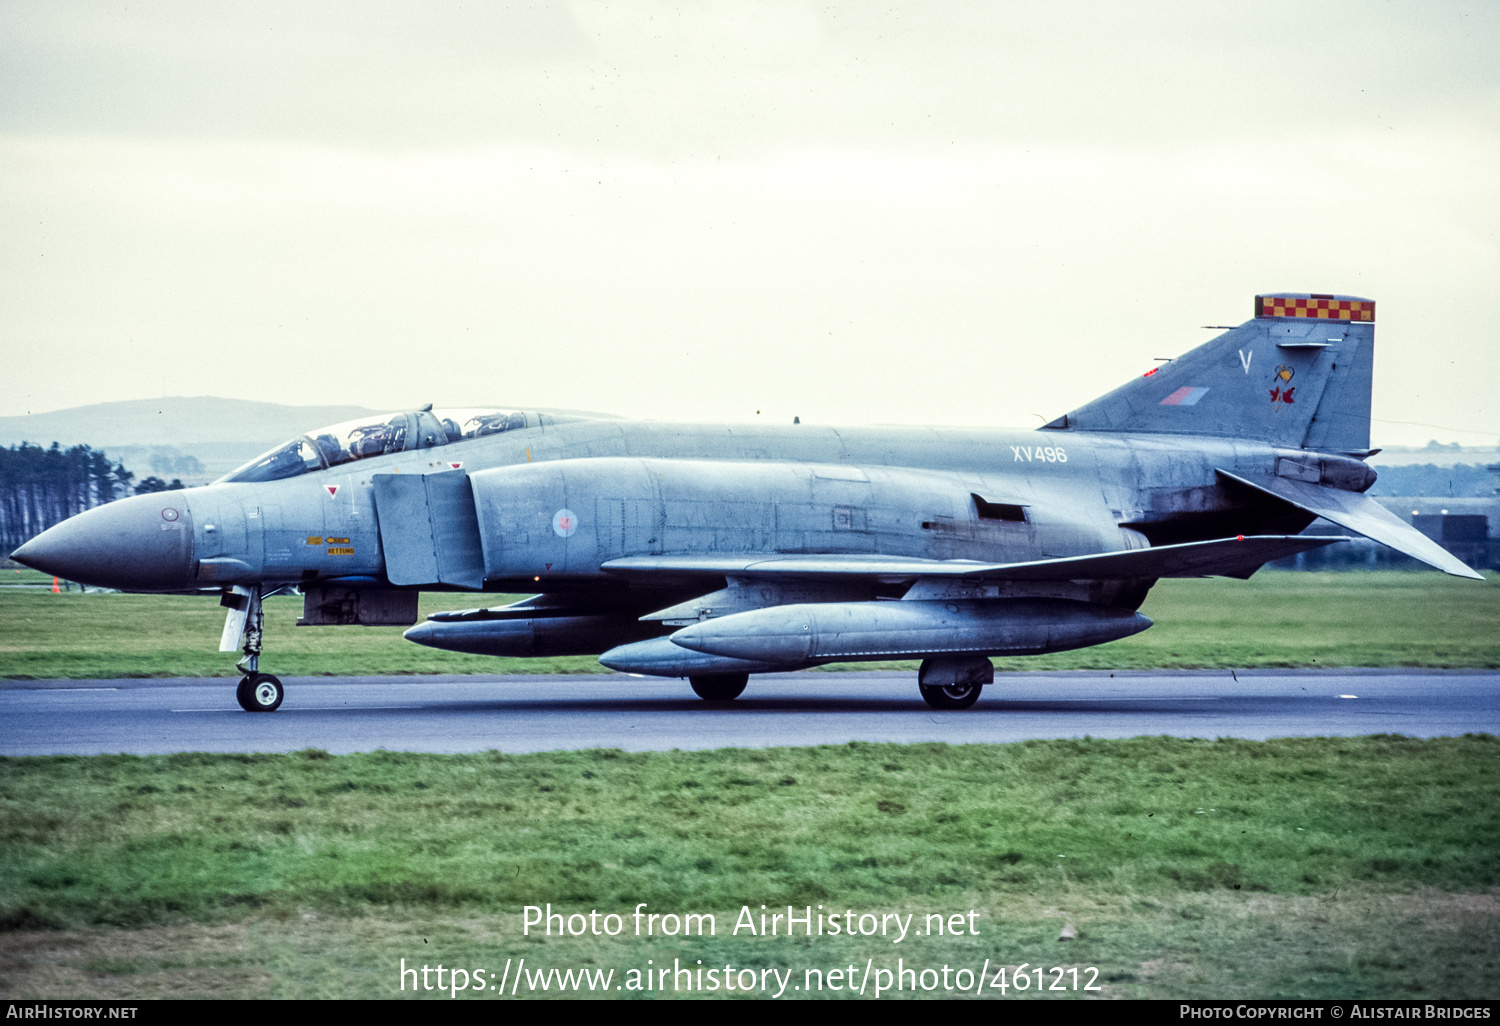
[{"left": 1050, "top": 293, "right": 1375, "bottom": 453}]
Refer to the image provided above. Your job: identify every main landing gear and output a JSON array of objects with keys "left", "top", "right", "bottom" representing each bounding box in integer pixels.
[
  {"left": 222, "top": 584, "right": 286, "bottom": 713},
  {"left": 917, "top": 656, "right": 992, "bottom": 710},
  {"left": 919, "top": 681, "right": 982, "bottom": 710},
  {"left": 690, "top": 673, "right": 748, "bottom": 702}
]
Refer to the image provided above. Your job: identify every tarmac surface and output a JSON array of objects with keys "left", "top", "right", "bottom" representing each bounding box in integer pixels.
[{"left": 2, "top": 669, "right": 1496, "bottom": 755}]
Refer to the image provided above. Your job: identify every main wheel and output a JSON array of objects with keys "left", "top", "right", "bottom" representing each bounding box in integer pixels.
[
  {"left": 689, "top": 673, "right": 748, "bottom": 702},
  {"left": 238, "top": 673, "right": 284, "bottom": 712},
  {"left": 919, "top": 682, "right": 982, "bottom": 710}
]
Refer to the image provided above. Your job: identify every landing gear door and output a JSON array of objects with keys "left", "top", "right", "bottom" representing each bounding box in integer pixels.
[{"left": 373, "top": 472, "right": 486, "bottom": 589}]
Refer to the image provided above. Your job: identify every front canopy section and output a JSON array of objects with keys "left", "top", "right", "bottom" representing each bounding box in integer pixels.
[{"left": 217, "top": 407, "right": 534, "bottom": 483}]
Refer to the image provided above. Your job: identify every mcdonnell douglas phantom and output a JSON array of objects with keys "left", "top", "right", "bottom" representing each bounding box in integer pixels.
[{"left": 12, "top": 293, "right": 1482, "bottom": 712}]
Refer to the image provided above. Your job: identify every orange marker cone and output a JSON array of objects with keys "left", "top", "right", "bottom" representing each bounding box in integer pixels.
[{"left": 52, "top": 576, "right": 61, "bottom": 593}]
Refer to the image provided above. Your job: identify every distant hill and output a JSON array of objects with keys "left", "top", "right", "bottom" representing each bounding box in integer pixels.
[
  {"left": 0, "top": 397, "right": 380, "bottom": 449},
  {"left": 1369, "top": 444, "right": 1500, "bottom": 468},
  {"left": 1368, "top": 463, "right": 1499, "bottom": 499},
  {"left": 0, "top": 396, "right": 621, "bottom": 482},
  {"left": 0, "top": 398, "right": 381, "bottom": 482}
]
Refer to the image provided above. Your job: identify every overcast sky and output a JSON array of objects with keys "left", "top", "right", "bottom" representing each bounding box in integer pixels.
[{"left": 2, "top": 1, "right": 1496, "bottom": 445}]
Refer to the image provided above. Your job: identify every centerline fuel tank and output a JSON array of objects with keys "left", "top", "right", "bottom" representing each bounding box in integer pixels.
[{"left": 666, "top": 598, "right": 1152, "bottom": 665}]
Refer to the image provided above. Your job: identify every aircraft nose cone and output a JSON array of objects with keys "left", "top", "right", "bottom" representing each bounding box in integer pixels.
[{"left": 11, "top": 493, "right": 195, "bottom": 591}]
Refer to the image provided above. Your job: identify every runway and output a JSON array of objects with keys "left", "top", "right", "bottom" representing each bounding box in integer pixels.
[{"left": 1, "top": 669, "right": 1496, "bottom": 756}]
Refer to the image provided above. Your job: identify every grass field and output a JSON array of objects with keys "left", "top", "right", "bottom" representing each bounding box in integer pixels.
[
  {"left": 1, "top": 570, "right": 1497, "bottom": 679},
  {"left": 2, "top": 736, "right": 1497, "bottom": 998}
]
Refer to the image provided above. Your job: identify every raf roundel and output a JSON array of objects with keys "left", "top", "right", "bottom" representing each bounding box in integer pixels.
[
  {"left": 160, "top": 507, "right": 179, "bottom": 522},
  {"left": 552, "top": 508, "right": 579, "bottom": 538}
]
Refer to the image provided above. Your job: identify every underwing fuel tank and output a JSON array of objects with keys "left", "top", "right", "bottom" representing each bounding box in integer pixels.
[
  {"left": 403, "top": 615, "right": 658, "bottom": 658},
  {"left": 667, "top": 598, "right": 1152, "bottom": 665}
]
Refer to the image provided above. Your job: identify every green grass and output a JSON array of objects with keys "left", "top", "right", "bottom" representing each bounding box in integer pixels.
[
  {"left": 1, "top": 737, "right": 1497, "bottom": 998},
  {"left": 2, "top": 571, "right": 1496, "bottom": 679},
  {"left": 7, "top": 736, "right": 1495, "bottom": 926},
  {"left": 2, "top": 568, "right": 58, "bottom": 585},
  {"left": 0, "top": 590, "right": 587, "bottom": 678},
  {"left": 3, "top": 890, "right": 1497, "bottom": 999}
]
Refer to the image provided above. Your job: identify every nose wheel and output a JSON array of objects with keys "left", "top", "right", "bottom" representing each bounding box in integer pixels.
[
  {"left": 236, "top": 673, "right": 285, "bottom": 712},
  {"left": 222, "top": 585, "right": 287, "bottom": 713}
]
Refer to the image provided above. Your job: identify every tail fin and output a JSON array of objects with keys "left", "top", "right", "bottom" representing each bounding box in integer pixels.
[{"left": 1049, "top": 293, "right": 1375, "bottom": 453}]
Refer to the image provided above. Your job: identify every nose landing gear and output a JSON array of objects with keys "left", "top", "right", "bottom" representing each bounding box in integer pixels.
[{"left": 222, "top": 585, "right": 286, "bottom": 713}]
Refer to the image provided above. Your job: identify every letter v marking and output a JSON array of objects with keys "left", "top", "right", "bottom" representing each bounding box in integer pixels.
[{"left": 1238, "top": 349, "right": 1253, "bottom": 375}]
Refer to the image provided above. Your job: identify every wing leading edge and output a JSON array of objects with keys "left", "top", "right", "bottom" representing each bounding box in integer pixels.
[{"left": 601, "top": 534, "right": 1345, "bottom": 583}]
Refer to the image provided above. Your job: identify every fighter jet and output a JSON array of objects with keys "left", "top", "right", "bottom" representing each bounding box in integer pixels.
[{"left": 12, "top": 293, "right": 1482, "bottom": 713}]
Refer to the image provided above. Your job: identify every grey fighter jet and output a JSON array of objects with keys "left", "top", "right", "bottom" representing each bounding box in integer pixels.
[{"left": 12, "top": 293, "right": 1482, "bottom": 712}]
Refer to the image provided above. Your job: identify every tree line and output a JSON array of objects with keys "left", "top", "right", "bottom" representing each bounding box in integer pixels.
[
  {"left": 0, "top": 442, "right": 184, "bottom": 555},
  {"left": 1367, "top": 463, "right": 1498, "bottom": 499}
]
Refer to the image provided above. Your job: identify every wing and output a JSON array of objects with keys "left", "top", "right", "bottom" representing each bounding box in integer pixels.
[{"left": 601, "top": 533, "right": 1345, "bottom": 583}]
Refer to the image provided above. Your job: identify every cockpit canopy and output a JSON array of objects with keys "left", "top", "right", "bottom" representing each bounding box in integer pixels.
[{"left": 220, "top": 408, "right": 535, "bottom": 483}]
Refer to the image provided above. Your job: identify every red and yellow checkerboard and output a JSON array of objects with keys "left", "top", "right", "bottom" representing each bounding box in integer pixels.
[{"left": 1255, "top": 295, "right": 1375, "bottom": 321}]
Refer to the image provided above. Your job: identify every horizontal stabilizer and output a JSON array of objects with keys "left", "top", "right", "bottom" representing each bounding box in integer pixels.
[
  {"left": 601, "top": 534, "right": 1342, "bottom": 583},
  {"left": 1216, "top": 469, "right": 1484, "bottom": 580}
]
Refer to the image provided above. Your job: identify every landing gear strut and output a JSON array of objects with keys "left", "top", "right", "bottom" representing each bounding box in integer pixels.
[
  {"left": 917, "top": 656, "right": 992, "bottom": 710},
  {"left": 221, "top": 585, "right": 285, "bottom": 713}
]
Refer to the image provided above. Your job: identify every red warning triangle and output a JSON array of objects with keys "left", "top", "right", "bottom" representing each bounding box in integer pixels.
[
  {"left": 325, "top": 484, "right": 340, "bottom": 498},
  {"left": 449, "top": 462, "right": 463, "bottom": 469}
]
